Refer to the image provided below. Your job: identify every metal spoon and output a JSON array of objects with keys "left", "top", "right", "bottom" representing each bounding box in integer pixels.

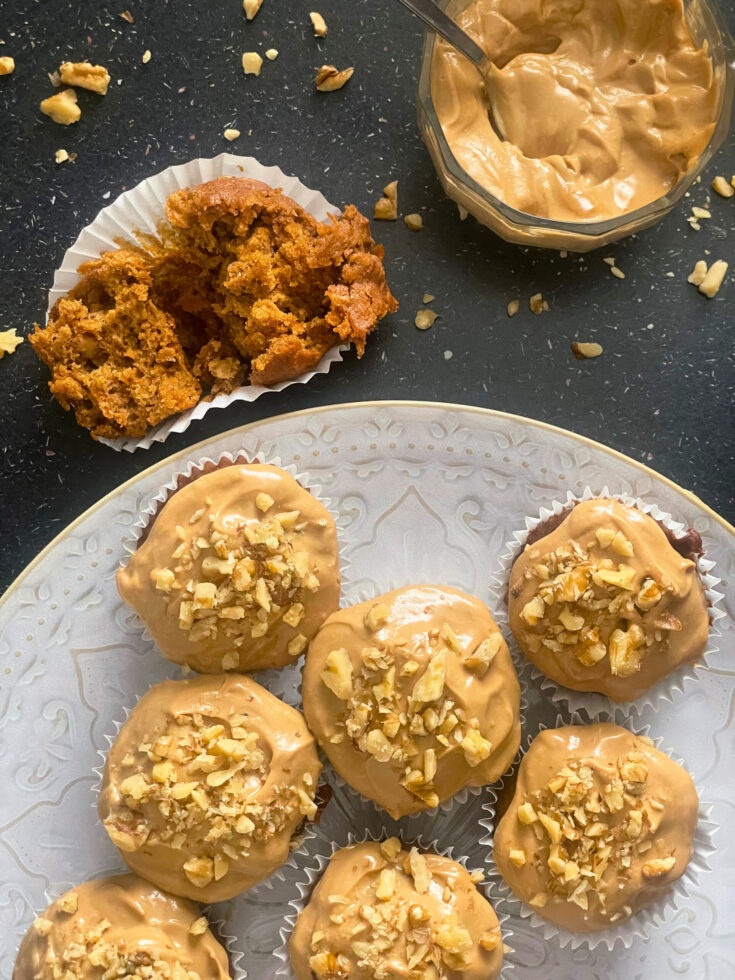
[{"left": 395, "top": 0, "right": 505, "bottom": 136}]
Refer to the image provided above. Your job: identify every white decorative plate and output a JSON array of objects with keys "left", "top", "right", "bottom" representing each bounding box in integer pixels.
[{"left": 1, "top": 401, "right": 733, "bottom": 980}]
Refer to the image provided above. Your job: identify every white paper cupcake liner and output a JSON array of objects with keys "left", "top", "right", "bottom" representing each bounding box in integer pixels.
[
  {"left": 46, "top": 153, "right": 350, "bottom": 453},
  {"left": 118, "top": 450, "right": 351, "bottom": 707},
  {"left": 273, "top": 826, "right": 516, "bottom": 979},
  {"left": 489, "top": 485, "right": 725, "bottom": 718},
  {"left": 318, "top": 582, "right": 529, "bottom": 824},
  {"left": 478, "top": 712, "right": 717, "bottom": 952}
]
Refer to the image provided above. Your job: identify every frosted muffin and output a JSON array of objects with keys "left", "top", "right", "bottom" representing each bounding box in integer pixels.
[
  {"left": 508, "top": 498, "right": 709, "bottom": 701},
  {"left": 117, "top": 462, "right": 341, "bottom": 673},
  {"left": 290, "top": 840, "right": 504, "bottom": 980},
  {"left": 494, "top": 723, "right": 699, "bottom": 932},
  {"left": 302, "top": 585, "right": 521, "bottom": 818},
  {"left": 99, "top": 674, "right": 322, "bottom": 902},
  {"left": 12, "top": 873, "right": 231, "bottom": 980}
]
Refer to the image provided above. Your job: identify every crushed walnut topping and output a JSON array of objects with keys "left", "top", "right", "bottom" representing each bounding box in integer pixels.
[
  {"left": 513, "top": 748, "right": 673, "bottom": 917},
  {"left": 513, "top": 525, "right": 676, "bottom": 677},
  {"left": 151, "top": 502, "right": 319, "bottom": 660},
  {"left": 308, "top": 844, "right": 499, "bottom": 979},
  {"left": 30, "top": 910, "right": 203, "bottom": 980},
  {"left": 319, "top": 610, "right": 498, "bottom": 807},
  {"left": 103, "top": 709, "right": 317, "bottom": 888},
  {"left": 59, "top": 60, "right": 111, "bottom": 95}
]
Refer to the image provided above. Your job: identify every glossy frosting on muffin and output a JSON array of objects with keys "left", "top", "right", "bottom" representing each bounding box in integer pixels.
[
  {"left": 99, "top": 674, "right": 321, "bottom": 902},
  {"left": 494, "top": 723, "right": 699, "bottom": 932},
  {"left": 290, "top": 840, "right": 504, "bottom": 980},
  {"left": 508, "top": 498, "right": 709, "bottom": 701},
  {"left": 117, "top": 463, "right": 341, "bottom": 673},
  {"left": 12, "top": 874, "right": 231, "bottom": 980},
  {"left": 302, "top": 585, "right": 521, "bottom": 818}
]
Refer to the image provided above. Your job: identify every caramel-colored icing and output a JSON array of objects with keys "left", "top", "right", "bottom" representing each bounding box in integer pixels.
[
  {"left": 117, "top": 464, "right": 341, "bottom": 673},
  {"left": 99, "top": 674, "right": 321, "bottom": 902},
  {"left": 431, "top": 0, "right": 717, "bottom": 222},
  {"left": 290, "top": 841, "right": 504, "bottom": 980},
  {"left": 302, "top": 585, "right": 521, "bottom": 818},
  {"left": 12, "top": 874, "right": 231, "bottom": 980},
  {"left": 494, "top": 723, "right": 698, "bottom": 932},
  {"left": 508, "top": 498, "right": 709, "bottom": 701}
]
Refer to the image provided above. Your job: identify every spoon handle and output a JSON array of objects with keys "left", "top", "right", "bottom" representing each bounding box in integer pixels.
[{"left": 394, "top": 0, "right": 489, "bottom": 71}]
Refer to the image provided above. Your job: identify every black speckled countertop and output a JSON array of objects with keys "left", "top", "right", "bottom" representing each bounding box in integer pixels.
[{"left": 1, "top": 0, "right": 733, "bottom": 593}]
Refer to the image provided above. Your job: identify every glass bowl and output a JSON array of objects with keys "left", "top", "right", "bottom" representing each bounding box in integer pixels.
[{"left": 417, "top": 0, "right": 734, "bottom": 252}]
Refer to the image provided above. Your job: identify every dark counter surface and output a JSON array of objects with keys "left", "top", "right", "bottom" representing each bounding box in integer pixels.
[{"left": 1, "top": 0, "right": 733, "bottom": 593}]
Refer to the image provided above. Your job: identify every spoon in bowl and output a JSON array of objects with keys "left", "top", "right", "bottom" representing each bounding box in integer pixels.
[{"left": 394, "top": 0, "right": 506, "bottom": 137}]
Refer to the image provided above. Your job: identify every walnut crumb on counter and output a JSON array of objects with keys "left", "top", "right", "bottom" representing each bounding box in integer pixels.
[
  {"left": 507, "top": 299, "right": 520, "bottom": 317},
  {"left": 40, "top": 89, "right": 80, "bottom": 125},
  {"left": 265, "top": 48, "right": 278, "bottom": 61},
  {"left": 0, "top": 329, "right": 24, "bottom": 358},
  {"left": 0, "top": 56, "right": 15, "bottom": 76},
  {"left": 571, "top": 341, "right": 603, "bottom": 359},
  {"left": 310, "top": 12, "right": 328, "bottom": 35},
  {"left": 223, "top": 128, "right": 241, "bottom": 141},
  {"left": 242, "top": 52, "right": 263, "bottom": 75},
  {"left": 404, "top": 213, "right": 423, "bottom": 231},
  {"left": 243, "top": 0, "right": 264, "bottom": 18},
  {"left": 529, "top": 293, "right": 548, "bottom": 314},
  {"left": 712, "top": 176, "right": 734, "bottom": 199},
  {"left": 415, "top": 310, "right": 439, "bottom": 330},
  {"left": 315, "top": 65, "right": 353, "bottom": 92},
  {"left": 142, "top": 49, "right": 152, "bottom": 64},
  {"left": 689, "top": 260, "right": 728, "bottom": 298},
  {"left": 55, "top": 148, "right": 70, "bottom": 163},
  {"left": 374, "top": 180, "right": 398, "bottom": 221},
  {"left": 59, "top": 61, "right": 110, "bottom": 95}
]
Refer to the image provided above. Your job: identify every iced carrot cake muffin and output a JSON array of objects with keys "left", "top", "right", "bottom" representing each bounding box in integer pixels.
[
  {"left": 494, "top": 723, "right": 699, "bottom": 932},
  {"left": 290, "top": 840, "right": 504, "bottom": 980},
  {"left": 12, "top": 873, "right": 231, "bottom": 980},
  {"left": 302, "top": 585, "right": 521, "bottom": 818},
  {"left": 99, "top": 674, "right": 322, "bottom": 902},
  {"left": 117, "top": 462, "right": 340, "bottom": 673},
  {"left": 508, "top": 497, "right": 709, "bottom": 701}
]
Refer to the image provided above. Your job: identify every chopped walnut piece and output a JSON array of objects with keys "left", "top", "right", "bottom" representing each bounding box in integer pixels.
[
  {"left": 0, "top": 56, "right": 15, "bottom": 76},
  {"left": 243, "top": 0, "right": 264, "bottom": 18},
  {"left": 374, "top": 180, "right": 398, "bottom": 220},
  {"left": 529, "top": 293, "right": 548, "bottom": 314},
  {"left": 242, "top": 52, "right": 263, "bottom": 75},
  {"left": 33, "top": 917, "right": 53, "bottom": 935},
  {"left": 310, "top": 11, "right": 328, "bottom": 35},
  {"left": 56, "top": 890, "right": 79, "bottom": 913},
  {"left": 508, "top": 848, "right": 526, "bottom": 867},
  {"left": 688, "top": 259, "right": 708, "bottom": 286},
  {"left": 265, "top": 48, "right": 278, "bottom": 60},
  {"left": 712, "top": 175, "right": 734, "bottom": 198},
  {"left": 224, "top": 128, "right": 241, "bottom": 141},
  {"left": 315, "top": 64, "right": 353, "bottom": 92},
  {"left": 571, "top": 341, "right": 603, "bottom": 359},
  {"left": 40, "top": 88, "right": 80, "bottom": 125},
  {"left": 464, "top": 634, "right": 502, "bottom": 676},
  {"left": 189, "top": 915, "right": 209, "bottom": 935},
  {"left": 0, "top": 328, "right": 24, "bottom": 358},
  {"left": 415, "top": 309, "right": 438, "bottom": 330},
  {"left": 321, "top": 648, "right": 354, "bottom": 700},
  {"left": 408, "top": 847, "right": 431, "bottom": 894},
  {"left": 380, "top": 836, "right": 402, "bottom": 860},
  {"left": 404, "top": 213, "right": 423, "bottom": 231},
  {"left": 642, "top": 855, "right": 676, "bottom": 878},
  {"left": 59, "top": 61, "right": 110, "bottom": 95},
  {"left": 507, "top": 299, "right": 520, "bottom": 317},
  {"left": 461, "top": 728, "right": 493, "bottom": 767},
  {"left": 142, "top": 49, "right": 152, "bottom": 64},
  {"left": 365, "top": 602, "right": 390, "bottom": 631},
  {"left": 698, "top": 260, "right": 728, "bottom": 298}
]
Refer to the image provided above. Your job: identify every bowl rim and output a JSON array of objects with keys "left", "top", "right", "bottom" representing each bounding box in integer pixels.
[{"left": 417, "top": 0, "right": 735, "bottom": 238}]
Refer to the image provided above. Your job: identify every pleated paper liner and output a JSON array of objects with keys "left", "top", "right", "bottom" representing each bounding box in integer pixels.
[
  {"left": 46, "top": 153, "right": 349, "bottom": 452},
  {"left": 271, "top": 824, "right": 516, "bottom": 980},
  {"left": 488, "top": 486, "right": 725, "bottom": 719},
  {"left": 116, "top": 450, "right": 352, "bottom": 709},
  {"left": 478, "top": 711, "right": 717, "bottom": 953}
]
